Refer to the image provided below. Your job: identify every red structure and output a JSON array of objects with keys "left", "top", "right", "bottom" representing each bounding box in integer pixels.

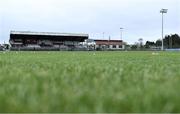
[{"left": 94, "top": 40, "right": 124, "bottom": 50}]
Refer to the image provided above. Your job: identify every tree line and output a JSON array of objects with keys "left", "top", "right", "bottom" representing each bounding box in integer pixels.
[{"left": 145, "top": 34, "right": 180, "bottom": 49}]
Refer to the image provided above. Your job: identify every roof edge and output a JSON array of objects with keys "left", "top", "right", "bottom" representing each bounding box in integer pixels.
[{"left": 10, "top": 31, "right": 89, "bottom": 37}]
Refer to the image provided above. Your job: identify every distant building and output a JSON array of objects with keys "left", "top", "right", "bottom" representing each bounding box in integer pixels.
[
  {"left": 94, "top": 40, "right": 124, "bottom": 50},
  {"left": 9, "top": 31, "right": 88, "bottom": 51},
  {"left": 82, "top": 39, "right": 96, "bottom": 51}
]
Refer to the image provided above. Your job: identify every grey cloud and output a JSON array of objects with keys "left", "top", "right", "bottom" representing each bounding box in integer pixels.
[{"left": 0, "top": 0, "right": 179, "bottom": 44}]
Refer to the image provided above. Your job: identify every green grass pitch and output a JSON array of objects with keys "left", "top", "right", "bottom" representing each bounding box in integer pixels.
[{"left": 0, "top": 51, "right": 180, "bottom": 112}]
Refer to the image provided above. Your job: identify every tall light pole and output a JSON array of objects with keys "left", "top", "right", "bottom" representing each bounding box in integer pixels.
[
  {"left": 120, "top": 28, "right": 124, "bottom": 41},
  {"left": 160, "top": 9, "right": 168, "bottom": 50},
  {"left": 120, "top": 28, "right": 124, "bottom": 49},
  {"left": 103, "top": 32, "right": 105, "bottom": 39}
]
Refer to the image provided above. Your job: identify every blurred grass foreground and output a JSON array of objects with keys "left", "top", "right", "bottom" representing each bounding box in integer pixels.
[{"left": 0, "top": 51, "right": 180, "bottom": 112}]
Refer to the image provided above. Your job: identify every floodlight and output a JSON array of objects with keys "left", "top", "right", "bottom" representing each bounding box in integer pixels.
[
  {"left": 160, "top": 9, "right": 168, "bottom": 50},
  {"left": 160, "top": 9, "right": 168, "bottom": 13}
]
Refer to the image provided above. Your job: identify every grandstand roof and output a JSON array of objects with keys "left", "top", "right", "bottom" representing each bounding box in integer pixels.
[
  {"left": 10, "top": 31, "right": 89, "bottom": 37},
  {"left": 10, "top": 31, "right": 88, "bottom": 42}
]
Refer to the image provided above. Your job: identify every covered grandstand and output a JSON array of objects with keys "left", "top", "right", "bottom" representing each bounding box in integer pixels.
[{"left": 9, "top": 31, "right": 89, "bottom": 51}]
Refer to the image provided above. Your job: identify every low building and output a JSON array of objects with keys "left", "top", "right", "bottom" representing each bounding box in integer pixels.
[
  {"left": 94, "top": 40, "right": 124, "bottom": 50},
  {"left": 82, "top": 39, "right": 96, "bottom": 51},
  {"left": 9, "top": 31, "right": 89, "bottom": 51}
]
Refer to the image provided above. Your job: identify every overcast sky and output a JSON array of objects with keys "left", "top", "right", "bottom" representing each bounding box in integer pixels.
[{"left": 0, "top": 0, "right": 179, "bottom": 44}]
